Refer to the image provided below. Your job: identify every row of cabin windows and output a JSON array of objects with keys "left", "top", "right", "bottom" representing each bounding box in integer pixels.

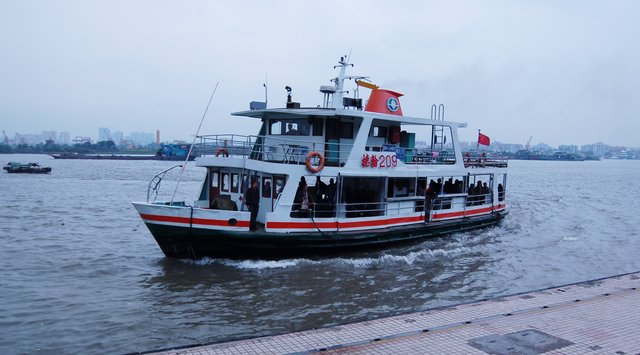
[
  {"left": 268, "top": 118, "right": 354, "bottom": 139},
  {"left": 267, "top": 119, "right": 454, "bottom": 151},
  {"left": 289, "top": 174, "right": 505, "bottom": 218},
  {"left": 387, "top": 175, "right": 496, "bottom": 198},
  {"left": 208, "top": 171, "right": 503, "bottom": 201},
  {"left": 210, "top": 171, "right": 286, "bottom": 199}
]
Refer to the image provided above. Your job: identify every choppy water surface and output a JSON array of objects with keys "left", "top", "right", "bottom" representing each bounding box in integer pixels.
[{"left": 1, "top": 154, "right": 639, "bottom": 354}]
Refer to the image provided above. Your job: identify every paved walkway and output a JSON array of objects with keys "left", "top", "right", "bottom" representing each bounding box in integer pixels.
[{"left": 152, "top": 272, "right": 640, "bottom": 354}]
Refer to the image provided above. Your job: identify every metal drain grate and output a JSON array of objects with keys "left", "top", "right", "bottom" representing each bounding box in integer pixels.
[{"left": 468, "top": 329, "right": 574, "bottom": 355}]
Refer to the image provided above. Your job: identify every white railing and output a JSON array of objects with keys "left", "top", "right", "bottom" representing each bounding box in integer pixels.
[
  {"left": 282, "top": 191, "right": 496, "bottom": 220},
  {"left": 197, "top": 134, "right": 352, "bottom": 167}
]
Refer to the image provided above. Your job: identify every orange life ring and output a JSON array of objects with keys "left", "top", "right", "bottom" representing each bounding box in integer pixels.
[
  {"left": 215, "top": 147, "right": 229, "bottom": 157},
  {"left": 305, "top": 151, "right": 324, "bottom": 173}
]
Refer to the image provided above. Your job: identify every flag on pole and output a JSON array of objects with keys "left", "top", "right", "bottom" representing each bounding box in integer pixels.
[{"left": 478, "top": 132, "right": 491, "bottom": 146}]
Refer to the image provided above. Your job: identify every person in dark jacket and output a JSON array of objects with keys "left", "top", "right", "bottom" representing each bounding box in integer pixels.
[{"left": 245, "top": 178, "right": 260, "bottom": 231}]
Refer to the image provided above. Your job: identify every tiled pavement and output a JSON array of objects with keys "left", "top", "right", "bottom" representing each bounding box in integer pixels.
[{"left": 150, "top": 272, "right": 640, "bottom": 354}]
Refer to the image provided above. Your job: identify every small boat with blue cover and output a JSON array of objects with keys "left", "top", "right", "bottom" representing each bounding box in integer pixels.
[{"left": 3, "top": 162, "right": 52, "bottom": 174}]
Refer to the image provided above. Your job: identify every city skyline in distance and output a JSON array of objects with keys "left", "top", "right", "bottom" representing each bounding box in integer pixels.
[{"left": 4, "top": 125, "right": 637, "bottom": 154}]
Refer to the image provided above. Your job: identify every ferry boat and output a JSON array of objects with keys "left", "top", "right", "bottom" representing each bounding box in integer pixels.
[{"left": 132, "top": 57, "right": 508, "bottom": 259}]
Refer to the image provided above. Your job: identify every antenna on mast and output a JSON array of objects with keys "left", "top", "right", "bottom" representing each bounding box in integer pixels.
[
  {"left": 331, "top": 53, "right": 354, "bottom": 109},
  {"left": 264, "top": 74, "right": 268, "bottom": 107}
]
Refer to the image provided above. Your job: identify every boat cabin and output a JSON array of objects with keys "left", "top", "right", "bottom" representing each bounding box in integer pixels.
[{"left": 193, "top": 105, "right": 506, "bottom": 232}]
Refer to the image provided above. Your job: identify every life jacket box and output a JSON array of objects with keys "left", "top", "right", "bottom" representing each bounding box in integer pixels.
[{"left": 400, "top": 131, "right": 415, "bottom": 162}]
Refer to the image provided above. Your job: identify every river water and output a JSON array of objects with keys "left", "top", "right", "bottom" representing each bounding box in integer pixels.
[{"left": 1, "top": 154, "right": 639, "bottom": 354}]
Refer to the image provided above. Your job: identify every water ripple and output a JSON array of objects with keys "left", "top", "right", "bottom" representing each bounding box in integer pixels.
[{"left": 1, "top": 156, "right": 640, "bottom": 354}]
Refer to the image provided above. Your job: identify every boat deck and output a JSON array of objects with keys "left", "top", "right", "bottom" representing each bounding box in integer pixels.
[{"left": 149, "top": 272, "right": 640, "bottom": 354}]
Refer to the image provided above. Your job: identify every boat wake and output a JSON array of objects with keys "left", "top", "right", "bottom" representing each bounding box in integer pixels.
[{"left": 182, "top": 244, "right": 474, "bottom": 270}]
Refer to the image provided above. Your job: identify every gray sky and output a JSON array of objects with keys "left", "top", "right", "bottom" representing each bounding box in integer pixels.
[{"left": 1, "top": 1, "right": 639, "bottom": 147}]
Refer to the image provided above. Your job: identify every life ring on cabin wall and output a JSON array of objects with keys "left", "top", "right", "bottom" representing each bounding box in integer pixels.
[
  {"left": 305, "top": 151, "right": 325, "bottom": 173},
  {"left": 215, "top": 148, "right": 229, "bottom": 157}
]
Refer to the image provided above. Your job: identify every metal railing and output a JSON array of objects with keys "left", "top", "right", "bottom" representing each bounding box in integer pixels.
[
  {"left": 146, "top": 164, "right": 183, "bottom": 203},
  {"left": 196, "top": 134, "right": 507, "bottom": 169},
  {"left": 197, "top": 134, "right": 255, "bottom": 157},
  {"left": 283, "top": 191, "right": 496, "bottom": 220},
  {"left": 197, "top": 134, "right": 352, "bottom": 166},
  {"left": 403, "top": 148, "right": 457, "bottom": 165},
  {"left": 463, "top": 152, "right": 508, "bottom": 168}
]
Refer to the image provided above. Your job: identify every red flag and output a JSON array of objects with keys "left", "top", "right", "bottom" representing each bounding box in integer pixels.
[{"left": 478, "top": 132, "right": 491, "bottom": 146}]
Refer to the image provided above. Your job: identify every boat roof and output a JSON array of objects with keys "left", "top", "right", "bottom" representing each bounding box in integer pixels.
[{"left": 232, "top": 108, "right": 467, "bottom": 128}]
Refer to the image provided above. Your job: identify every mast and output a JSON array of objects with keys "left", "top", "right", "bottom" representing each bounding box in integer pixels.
[{"left": 331, "top": 56, "right": 353, "bottom": 109}]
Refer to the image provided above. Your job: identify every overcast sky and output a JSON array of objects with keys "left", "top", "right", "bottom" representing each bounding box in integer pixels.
[{"left": 1, "top": 1, "right": 639, "bottom": 147}]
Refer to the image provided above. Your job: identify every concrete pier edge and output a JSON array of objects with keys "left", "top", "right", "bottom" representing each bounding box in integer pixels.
[{"left": 140, "top": 271, "right": 640, "bottom": 355}]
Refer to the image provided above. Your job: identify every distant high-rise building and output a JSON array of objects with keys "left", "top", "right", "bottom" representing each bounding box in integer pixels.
[
  {"left": 112, "top": 131, "right": 124, "bottom": 145},
  {"left": 42, "top": 130, "right": 56, "bottom": 142},
  {"left": 58, "top": 131, "right": 71, "bottom": 145},
  {"left": 498, "top": 143, "right": 523, "bottom": 153},
  {"left": 559, "top": 144, "right": 578, "bottom": 153},
  {"left": 581, "top": 142, "right": 610, "bottom": 157},
  {"left": 98, "top": 127, "right": 112, "bottom": 142},
  {"left": 127, "top": 132, "right": 155, "bottom": 146}
]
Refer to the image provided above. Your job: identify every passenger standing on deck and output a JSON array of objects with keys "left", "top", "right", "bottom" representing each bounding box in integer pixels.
[
  {"left": 245, "top": 177, "right": 260, "bottom": 231},
  {"left": 425, "top": 180, "right": 438, "bottom": 220},
  {"left": 315, "top": 176, "right": 327, "bottom": 203}
]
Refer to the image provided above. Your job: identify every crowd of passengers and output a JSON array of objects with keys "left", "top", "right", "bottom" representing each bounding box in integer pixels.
[
  {"left": 291, "top": 176, "right": 505, "bottom": 217},
  {"left": 291, "top": 177, "right": 337, "bottom": 218},
  {"left": 291, "top": 177, "right": 383, "bottom": 218},
  {"left": 421, "top": 178, "right": 504, "bottom": 209}
]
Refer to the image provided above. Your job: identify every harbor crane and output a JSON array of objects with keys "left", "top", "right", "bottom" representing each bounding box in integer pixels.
[{"left": 525, "top": 136, "right": 532, "bottom": 151}]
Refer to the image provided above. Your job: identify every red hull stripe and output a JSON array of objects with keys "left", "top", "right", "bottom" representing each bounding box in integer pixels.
[
  {"left": 139, "top": 213, "right": 250, "bottom": 228},
  {"left": 140, "top": 204, "right": 506, "bottom": 231},
  {"left": 266, "top": 215, "right": 424, "bottom": 230},
  {"left": 433, "top": 204, "right": 506, "bottom": 220}
]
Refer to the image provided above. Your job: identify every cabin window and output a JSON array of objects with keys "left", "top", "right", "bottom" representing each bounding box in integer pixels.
[
  {"left": 370, "top": 125, "right": 388, "bottom": 138},
  {"left": 441, "top": 176, "right": 465, "bottom": 194},
  {"left": 417, "top": 178, "right": 428, "bottom": 195},
  {"left": 274, "top": 176, "right": 286, "bottom": 199},
  {"left": 269, "top": 120, "right": 282, "bottom": 135},
  {"left": 498, "top": 174, "right": 506, "bottom": 202},
  {"left": 290, "top": 176, "right": 337, "bottom": 218},
  {"left": 211, "top": 172, "right": 219, "bottom": 188},
  {"left": 221, "top": 173, "right": 229, "bottom": 192},
  {"left": 231, "top": 173, "right": 239, "bottom": 193},
  {"left": 285, "top": 121, "right": 303, "bottom": 135},
  {"left": 293, "top": 120, "right": 311, "bottom": 135},
  {"left": 311, "top": 117, "right": 324, "bottom": 136},
  {"left": 290, "top": 176, "right": 312, "bottom": 218},
  {"left": 342, "top": 176, "right": 385, "bottom": 218},
  {"left": 269, "top": 119, "right": 310, "bottom": 135},
  {"left": 467, "top": 174, "right": 493, "bottom": 206},
  {"left": 241, "top": 174, "right": 249, "bottom": 193},
  {"left": 387, "top": 178, "right": 416, "bottom": 198},
  {"left": 262, "top": 177, "right": 272, "bottom": 198},
  {"left": 340, "top": 122, "right": 354, "bottom": 139}
]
